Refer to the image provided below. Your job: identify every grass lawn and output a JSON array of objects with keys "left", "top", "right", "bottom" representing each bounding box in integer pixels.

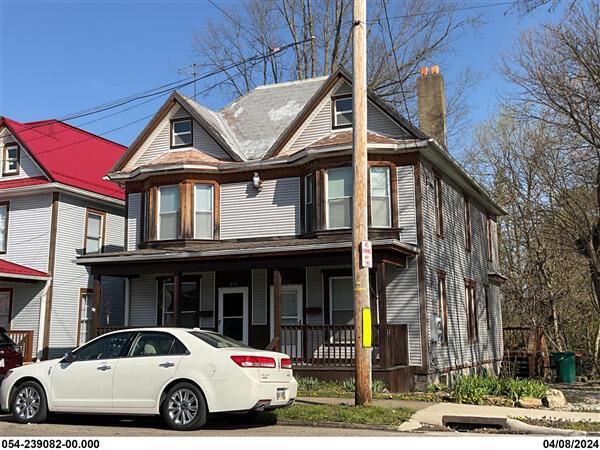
[
  {"left": 518, "top": 418, "right": 600, "bottom": 432},
  {"left": 265, "top": 404, "right": 415, "bottom": 427}
]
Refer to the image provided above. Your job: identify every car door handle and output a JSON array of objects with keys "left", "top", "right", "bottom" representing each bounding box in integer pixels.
[
  {"left": 97, "top": 364, "right": 111, "bottom": 371},
  {"left": 159, "top": 362, "right": 175, "bottom": 368}
]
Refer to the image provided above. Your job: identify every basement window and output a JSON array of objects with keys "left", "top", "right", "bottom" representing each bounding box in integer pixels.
[
  {"left": 333, "top": 97, "right": 353, "bottom": 128},
  {"left": 171, "top": 119, "right": 192, "bottom": 148}
]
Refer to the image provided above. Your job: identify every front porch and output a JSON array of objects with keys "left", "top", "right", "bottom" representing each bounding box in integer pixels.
[{"left": 83, "top": 236, "right": 421, "bottom": 391}]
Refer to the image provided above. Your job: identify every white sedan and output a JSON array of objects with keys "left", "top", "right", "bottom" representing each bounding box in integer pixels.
[{"left": 0, "top": 328, "right": 297, "bottom": 430}]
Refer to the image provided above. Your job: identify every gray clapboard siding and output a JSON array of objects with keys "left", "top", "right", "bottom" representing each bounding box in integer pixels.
[
  {"left": 386, "top": 260, "right": 422, "bottom": 366},
  {"left": 129, "top": 277, "right": 158, "bottom": 326},
  {"left": 4, "top": 281, "right": 45, "bottom": 359},
  {"left": 285, "top": 81, "right": 410, "bottom": 154},
  {"left": 420, "top": 160, "right": 503, "bottom": 372},
  {"left": 200, "top": 271, "right": 215, "bottom": 329},
  {"left": 220, "top": 177, "right": 300, "bottom": 239},
  {"left": 49, "top": 194, "right": 125, "bottom": 352},
  {"left": 305, "top": 266, "right": 323, "bottom": 325},
  {"left": 1, "top": 194, "right": 52, "bottom": 272},
  {"left": 397, "top": 166, "right": 417, "bottom": 245},
  {"left": 126, "top": 104, "right": 231, "bottom": 170},
  {"left": 252, "top": 269, "right": 267, "bottom": 325},
  {"left": 127, "top": 192, "right": 142, "bottom": 251},
  {"left": 0, "top": 129, "right": 46, "bottom": 180}
]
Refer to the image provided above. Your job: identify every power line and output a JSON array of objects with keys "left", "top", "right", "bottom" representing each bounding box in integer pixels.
[
  {"left": 207, "top": 0, "right": 263, "bottom": 45},
  {"left": 2, "top": 37, "right": 313, "bottom": 143},
  {"left": 381, "top": 0, "right": 413, "bottom": 124}
]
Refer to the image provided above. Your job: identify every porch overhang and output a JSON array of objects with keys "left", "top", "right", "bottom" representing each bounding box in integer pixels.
[
  {"left": 76, "top": 237, "right": 418, "bottom": 276},
  {"left": 0, "top": 259, "right": 51, "bottom": 282}
]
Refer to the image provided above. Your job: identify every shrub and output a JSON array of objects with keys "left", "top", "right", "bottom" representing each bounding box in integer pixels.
[
  {"left": 297, "top": 377, "right": 322, "bottom": 392},
  {"left": 426, "top": 383, "right": 448, "bottom": 393},
  {"left": 449, "top": 375, "right": 548, "bottom": 405},
  {"left": 341, "top": 378, "right": 388, "bottom": 394}
]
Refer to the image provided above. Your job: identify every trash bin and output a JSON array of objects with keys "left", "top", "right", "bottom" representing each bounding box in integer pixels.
[{"left": 552, "top": 352, "right": 576, "bottom": 383}]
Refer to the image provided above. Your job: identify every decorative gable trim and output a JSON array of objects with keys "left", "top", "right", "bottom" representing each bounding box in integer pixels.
[{"left": 112, "top": 93, "right": 242, "bottom": 173}]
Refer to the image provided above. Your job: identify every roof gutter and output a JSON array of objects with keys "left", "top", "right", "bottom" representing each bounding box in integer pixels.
[
  {"left": 0, "top": 182, "right": 124, "bottom": 207},
  {"left": 0, "top": 272, "right": 51, "bottom": 282},
  {"left": 76, "top": 238, "right": 419, "bottom": 265}
]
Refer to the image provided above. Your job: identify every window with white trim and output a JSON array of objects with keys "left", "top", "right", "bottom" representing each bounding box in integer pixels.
[
  {"left": 370, "top": 166, "right": 391, "bottom": 227},
  {"left": 326, "top": 167, "right": 353, "bottom": 229},
  {"left": 194, "top": 184, "right": 213, "bottom": 239},
  {"left": 171, "top": 119, "right": 192, "bottom": 147},
  {"left": 333, "top": 97, "right": 353, "bottom": 128},
  {"left": 158, "top": 185, "right": 180, "bottom": 240},
  {"left": 85, "top": 210, "right": 105, "bottom": 254},
  {"left": 330, "top": 276, "right": 354, "bottom": 325},
  {"left": 3, "top": 144, "right": 19, "bottom": 175},
  {"left": 0, "top": 203, "right": 8, "bottom": 253}
]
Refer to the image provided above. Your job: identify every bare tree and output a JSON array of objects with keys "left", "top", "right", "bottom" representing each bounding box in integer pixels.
[{"left": 191, "top": 0, "right": 481, "bottom": 149}]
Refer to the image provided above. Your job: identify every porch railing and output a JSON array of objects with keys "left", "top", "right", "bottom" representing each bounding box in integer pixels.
[
  {"left": 7, "top": 330, "right": 34, "bottom": 362},
  {"left": 281, "top": 324, "right": 409, "bottom": 368}
]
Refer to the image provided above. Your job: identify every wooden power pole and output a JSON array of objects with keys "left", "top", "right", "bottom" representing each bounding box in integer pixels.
[{"left": 352, "top": 0, "right": 372, "bottom": 406}]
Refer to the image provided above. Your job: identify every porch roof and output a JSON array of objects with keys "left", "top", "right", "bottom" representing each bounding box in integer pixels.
[
  {"left": 0, "top": 258, "right": 50, "bottom": 282},
  {"left": 76, "top": 237, "right": 418, "bottom": 267}
]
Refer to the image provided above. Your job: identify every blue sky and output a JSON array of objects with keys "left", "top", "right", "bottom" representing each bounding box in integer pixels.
[{"left": 0, "top": 0, "right": 561, "bottom": 149}]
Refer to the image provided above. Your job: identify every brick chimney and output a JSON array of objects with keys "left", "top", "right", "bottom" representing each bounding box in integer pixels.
[{"left": 416, "top": 65, "right": 447, "bottom": 149}]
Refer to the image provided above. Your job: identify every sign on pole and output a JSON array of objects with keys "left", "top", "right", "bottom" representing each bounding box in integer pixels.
[{"left": 360, "top": 240, "right": 372, "bottom": 269}]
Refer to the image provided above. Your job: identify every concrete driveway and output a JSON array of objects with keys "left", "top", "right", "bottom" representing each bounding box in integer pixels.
[{"left": 0, "top": 413, "right": 434, "bottom": 437}]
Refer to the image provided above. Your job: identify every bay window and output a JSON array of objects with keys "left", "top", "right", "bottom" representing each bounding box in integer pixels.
[
  {"left": 370, "top": 167, "right": 391, "bottom": 227},
  {"left": 194, "top": 184, "right": 214, "bottom": 239},
  {"left": 158, "top": 185, "right": 180, "bottom": 240},
  {"left": 326, "top": 167, "right": 353, "bottom": 229}
]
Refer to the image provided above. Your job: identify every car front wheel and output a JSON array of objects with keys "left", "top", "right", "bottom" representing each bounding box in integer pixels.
[
  {"left": 11, "top": 381, "right": 48, "bottom": 424},
  {"left": 161, "top": 382, "right": 207, "bottom": 431}
]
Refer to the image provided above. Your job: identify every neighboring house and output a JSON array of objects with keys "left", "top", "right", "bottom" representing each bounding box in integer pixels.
[
  {"left": 78, "top": 66, "right": 506, "bottom": 391},
  {"left": 0, "top": 118, "right": 126, "bottom": 361}
]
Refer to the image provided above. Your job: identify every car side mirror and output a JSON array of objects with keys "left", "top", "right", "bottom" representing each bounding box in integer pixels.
[{"left": 62, "top": 351, "right": 76, "bottom": 363}]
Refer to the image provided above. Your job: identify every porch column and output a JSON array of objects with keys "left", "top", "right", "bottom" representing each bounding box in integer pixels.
[
  {"left": 376, "top": 262, "right": 388, "bottom": 369},
  {"left": 91, "top": 275, "right": 102, "bottom": 338},
  {"left": 173, "top": 273, "right": 181, "bottom": 327},
  {"left": 273, "top": 269, "right": 282, "bottom": 351}
]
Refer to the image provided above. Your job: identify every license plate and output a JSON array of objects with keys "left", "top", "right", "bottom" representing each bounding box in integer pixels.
[{"left": 276, "top": 388, "right": 288, "bottom": 401}]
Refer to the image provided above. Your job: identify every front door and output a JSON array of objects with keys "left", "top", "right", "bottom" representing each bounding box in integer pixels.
[
  {"left": 270, "top": 285, "right": 303, "bottom": 358},
  {"left": 218, "top": 287, "right": 248, "bottom": 344}
]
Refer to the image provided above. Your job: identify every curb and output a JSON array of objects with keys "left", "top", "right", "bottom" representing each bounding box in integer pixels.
[
  {"left": 506, "top": 418, "right": 587, "bottom": 436},
  {"left": 274, "top": 419, "right": 404, "bottom": 432}
]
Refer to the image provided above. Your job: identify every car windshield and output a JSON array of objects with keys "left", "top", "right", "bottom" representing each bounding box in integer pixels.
[{"left": 189, "top": 331, "right": 250, "bottom": 349}]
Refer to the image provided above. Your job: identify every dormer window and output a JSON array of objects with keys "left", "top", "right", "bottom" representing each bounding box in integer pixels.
[
  {"left": 3, "top": 144, "right": 20, "bottom": 176},
  {"left": 333, "top": 97, "right": 353, "bottom": 128},
  {"left": 171, "top": 119, "right": 192, "bottom": 148}
]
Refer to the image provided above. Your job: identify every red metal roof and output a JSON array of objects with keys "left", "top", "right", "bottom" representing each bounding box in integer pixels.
[
  {"left": 0, "top": 117, "right": 126, "bottom": 200},
  {"left": 0, "top": 177, "right": 50, "bottom": 190},
  {"left": 0, "top": 258, "right": 49, "bottom": 279}
]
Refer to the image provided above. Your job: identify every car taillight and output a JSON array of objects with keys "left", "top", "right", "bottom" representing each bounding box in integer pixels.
[
  {"left": 280, "top": 358, "right": 292, "bottom": 369},
  {"left": 231, "top": 355, "right": 276, "bottom": 368}
]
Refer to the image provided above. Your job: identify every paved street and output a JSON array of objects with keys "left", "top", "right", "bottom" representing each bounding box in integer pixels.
[{"left": 0, "top": 413, "right": 440, "bottom": 437}]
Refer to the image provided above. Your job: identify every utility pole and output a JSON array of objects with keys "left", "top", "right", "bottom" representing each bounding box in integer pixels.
[{"left": 352, "top": 0, "right": 372, "bottom": 406}]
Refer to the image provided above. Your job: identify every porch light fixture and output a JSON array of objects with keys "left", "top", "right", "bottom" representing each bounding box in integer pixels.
[{"left": 252, "top": 172, "right": 263, "bottom": 191}]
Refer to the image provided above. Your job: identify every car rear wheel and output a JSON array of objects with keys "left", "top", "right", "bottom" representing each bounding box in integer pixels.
[
  {"left": 11, "top": 381, "right": 48, "bottom": 424},
  {"left": 161, "top": 382, "right": 207, "bottom": 431}
]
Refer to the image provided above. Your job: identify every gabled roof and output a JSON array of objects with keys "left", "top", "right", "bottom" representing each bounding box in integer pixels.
[
  {"left": 0, "top": 258, "right": 50, "bottom": 281},
  {"left": 0, "top": 177, "right": 50, "bottom": 191},
  {"left": 1, "top": 117, "right": 126, "bottom": 200}
]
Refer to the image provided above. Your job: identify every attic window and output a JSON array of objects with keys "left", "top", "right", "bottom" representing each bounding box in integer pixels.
[
  {"left": 3, "top": 144, "right": 20, "bottom": 176},
  {"left": 171, "top": 119, "right": 193, "bottom": 148},
  {"left": 333, "top": 97, "right": 353, "bottom": 128}
]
